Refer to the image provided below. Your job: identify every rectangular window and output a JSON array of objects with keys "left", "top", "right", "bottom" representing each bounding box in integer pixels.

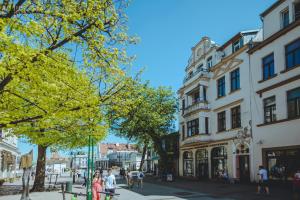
[
  {"left": 193, "top": 91, "right": 200, "bottom": 103},
  {"left": 207, "top": 57, "right": 212, "bottom": 68},
  {"left": 262, "top": 53, "right": 275, "bottom": 80},
  {"left": 217, "top": 76, "right": 226, "bottom": 98},
  {"left": 230, "top": 68, "right": 240, "bottom": 92},
  {"left": 295, "top": 2, "right": 300, "bottom": 21},
  {"left": 187, "top": 118, "right": 199, "bottom": 137},
  {"left": 197, "top": 64, "right": 203, "bottom": 71},
  {"left": 286, "top": 38, "right": 300, "bottom": 69},
  {"left": 182, "top": 125, "right": 185, "bottom": 140},
  {"left": 232, "top": 40, "right": 240, "bottom": 53},
  {"left": 217, "top": 111, "right": 226, "bottom": 132},
  {"left": 205, "top": 117, "right": 209, "bottom": 134},
  {"left": 281, "top": 9, "right": 289, "bottom": 28},
  {"left": 182, "top": 99, "right": 185, "bottom": 115},
  {"left": 287, "top": 87, "right": 300, "bottom": 119},
  {"left": 264, "top": 96, "right": 276, "bottom": 123},
  {"left": 231, "top": 106, "right": 241, "bottom": 129},
  {"left": 203, "top": 87, "right": 207, "bottom": 101}
]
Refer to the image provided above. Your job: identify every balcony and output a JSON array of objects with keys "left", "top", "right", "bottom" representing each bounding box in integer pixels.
[
  {"left": 183, "top": 68, "right": 209, "bottom": 84},
  {"left": 183, "top": 100, "right": 209, "bottom": 116}
]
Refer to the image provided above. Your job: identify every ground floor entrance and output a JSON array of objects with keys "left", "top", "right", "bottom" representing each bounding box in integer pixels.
[{"left": 237, "top": 155, "right": 250, "bottom": 182}]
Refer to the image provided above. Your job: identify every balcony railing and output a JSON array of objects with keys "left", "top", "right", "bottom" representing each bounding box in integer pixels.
[
  {"left": 183, "top": 68, "right": 209, "bottom": 84},
  {"left": 183, "top": 100, "right": 209, "bottom": 116}
]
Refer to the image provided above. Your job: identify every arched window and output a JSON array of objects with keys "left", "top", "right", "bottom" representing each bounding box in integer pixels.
[
  {"left": 183, "top": 151, "right": 193, "bottom": 176},
  {"left": 211, "top": 147, "right": 227, "bottom": 178},
  {"left": 196, "top": 149, "right": 208, "bottom": 178}
]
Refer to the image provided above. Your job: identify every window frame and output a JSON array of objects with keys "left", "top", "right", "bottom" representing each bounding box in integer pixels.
[
  {"left": 287, "top": 87, "right": 300, "bottom": 119},
  {"left": 187, "top": 118, "right": 199, "bottom": 137},
  {"left": 281, "top": 8, "right": 289, "bottom": 29},
  {"left": 263, "top": 96, "right": 276, "bottom": 123},
  {"left": 217, "top": 111, "right": 226, "bottom": 132},
  {"left": 285, "top": 38, "right": 300, "bottom": 70},
  {"left": 217, "top": 76, "right": 226, "bottom": 98},
  {"left": 231, "top": 105, "right": 241, "bottom": 129},
  {"left": 230, "top": 68, "right": 240, "bottom": 92},
  {"left": 207, "top": 56, "right": 213, "bottom": 68},
  {"left": 262, "top": 53, "right": 275, "bottom": 81},
  {"left": 205, "top": 117, "right": 209, "bottom": 134}
]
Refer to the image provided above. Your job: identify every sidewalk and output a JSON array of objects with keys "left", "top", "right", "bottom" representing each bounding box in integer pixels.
[{"left": 145, "top": 176, "right": 294, "bottom": 200}]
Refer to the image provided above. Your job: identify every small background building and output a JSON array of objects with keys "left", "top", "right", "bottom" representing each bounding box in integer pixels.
[{"left": 0, "top": 129, "right": 20, "bottom": 179}]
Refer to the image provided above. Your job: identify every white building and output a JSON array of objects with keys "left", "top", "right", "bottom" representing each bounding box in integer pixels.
[
  {"left": 178, "top": 0, "right": 300, "bottom": 183},
  {"left": 178, "top": 31, "right": 261, "bottom": 182},
  {"left": 248, "top": 0, "right": 300, "bottom": 182},
  {"left": 0, "top": 129, "right": 20, "bottom": 178}
]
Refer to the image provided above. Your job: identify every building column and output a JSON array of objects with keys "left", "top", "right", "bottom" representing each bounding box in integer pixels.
[{"left": 200, "top": 85, "right": 204, "bottom": 101}]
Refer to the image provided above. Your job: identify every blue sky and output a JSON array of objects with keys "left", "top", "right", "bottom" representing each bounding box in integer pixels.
[{"left": 18, "top": 0, "right": 276, "bottom": 157}]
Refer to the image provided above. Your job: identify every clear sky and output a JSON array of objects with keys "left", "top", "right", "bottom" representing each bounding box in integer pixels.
[{"left": 18, "top": 0, "right": 276, "bottom": 157}]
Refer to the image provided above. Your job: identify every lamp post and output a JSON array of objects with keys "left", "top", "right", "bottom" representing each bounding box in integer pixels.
[{"left": 86, "top": 135, "right": 94, "bottom": 200}]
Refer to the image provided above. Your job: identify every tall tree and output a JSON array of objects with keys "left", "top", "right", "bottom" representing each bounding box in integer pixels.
[
  {"left": 0, "top": 0, "right": 138, "bottom": 191},
  {"left": 111, "top": 82, "right": 177, "bottom": 171}
]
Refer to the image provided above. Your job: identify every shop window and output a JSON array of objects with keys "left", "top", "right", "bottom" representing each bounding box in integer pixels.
[
  {"left": 211, "top": 147, "right": 227, "bottom": 178},
  {"left": 266, "top": 148, "right": 300, "bottom": 181},
  {"left": 196, "top": 149, "right": 208, "bottom": 178},
  {"left": 183, "top": 151, "right": 193, "bottom": 176}
]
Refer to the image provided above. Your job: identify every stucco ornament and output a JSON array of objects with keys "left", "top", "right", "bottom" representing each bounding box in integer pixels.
[{"left": 236, "top": 127, "right": 250, "bottom": 145}]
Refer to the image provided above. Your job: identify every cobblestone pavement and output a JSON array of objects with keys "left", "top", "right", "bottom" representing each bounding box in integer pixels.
[
  {"left": 0, "top": 175, "right": 294, "bottom": 200},
  {"left": 0, "top": 182, "right": 234, "bottom": 200}
]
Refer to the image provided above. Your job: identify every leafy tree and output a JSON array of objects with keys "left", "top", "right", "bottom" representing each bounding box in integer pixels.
[
  {"left": 0, "top": 0, "right": 138, "bottom": 191},
  {"left": 111, "top": 82, "right": 177, "bottom": 171}
]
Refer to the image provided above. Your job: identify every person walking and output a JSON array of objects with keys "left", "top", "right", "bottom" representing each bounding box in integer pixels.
[
  {"left": 293, "top": 169, "right": 300, "bottom": 200},
  {"left": 138, "top": 170, "right": 144, "bottom": 189},
  {"left": 92, "top": 171, "right": 103, "bottom": 200},
  {"left": 257, "top": 165, "right": 270, "bottom": 195},
  {"left": 105, "top": 168, "right": 116, "bottom": 200}
]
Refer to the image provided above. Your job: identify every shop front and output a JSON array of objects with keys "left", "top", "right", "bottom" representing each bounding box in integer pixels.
[
  {"left": 263, "top": 146, "right": 300, "bottom": 182},
  {"left": 196, "top": 149, "right": 208, "bottom": 179}
]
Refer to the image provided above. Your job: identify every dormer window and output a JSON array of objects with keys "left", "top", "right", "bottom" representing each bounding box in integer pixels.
[
  {"left": 281, "top": 8, "right": 289, "bottom": 28},
  {"left": 206, "top": 57, "right": 212, "bottom": 68},
  {"left": 294, "top": 1, "right": 300, "bottom": 21},
  {"left": 197, "top": 64, "right": 203, "bottom": 71},
  {"left": 232, "top": 39, "right": 243, "bottom": 53}
]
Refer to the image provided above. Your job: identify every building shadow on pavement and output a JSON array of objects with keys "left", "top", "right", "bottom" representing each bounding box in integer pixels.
[{"left": 116, "top": 177, "right": 294, "bottom": 200}]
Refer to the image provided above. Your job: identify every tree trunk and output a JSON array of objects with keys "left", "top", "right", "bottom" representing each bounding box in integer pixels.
[
  {"left": 31, "top": 145, "right": 47, "bottom": 192},
  {"left": 139, "top": 143, "right": 148, "bottom": 171},
  {"left": 152, "top": 137, "right": 168, "bottom": 174}
]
